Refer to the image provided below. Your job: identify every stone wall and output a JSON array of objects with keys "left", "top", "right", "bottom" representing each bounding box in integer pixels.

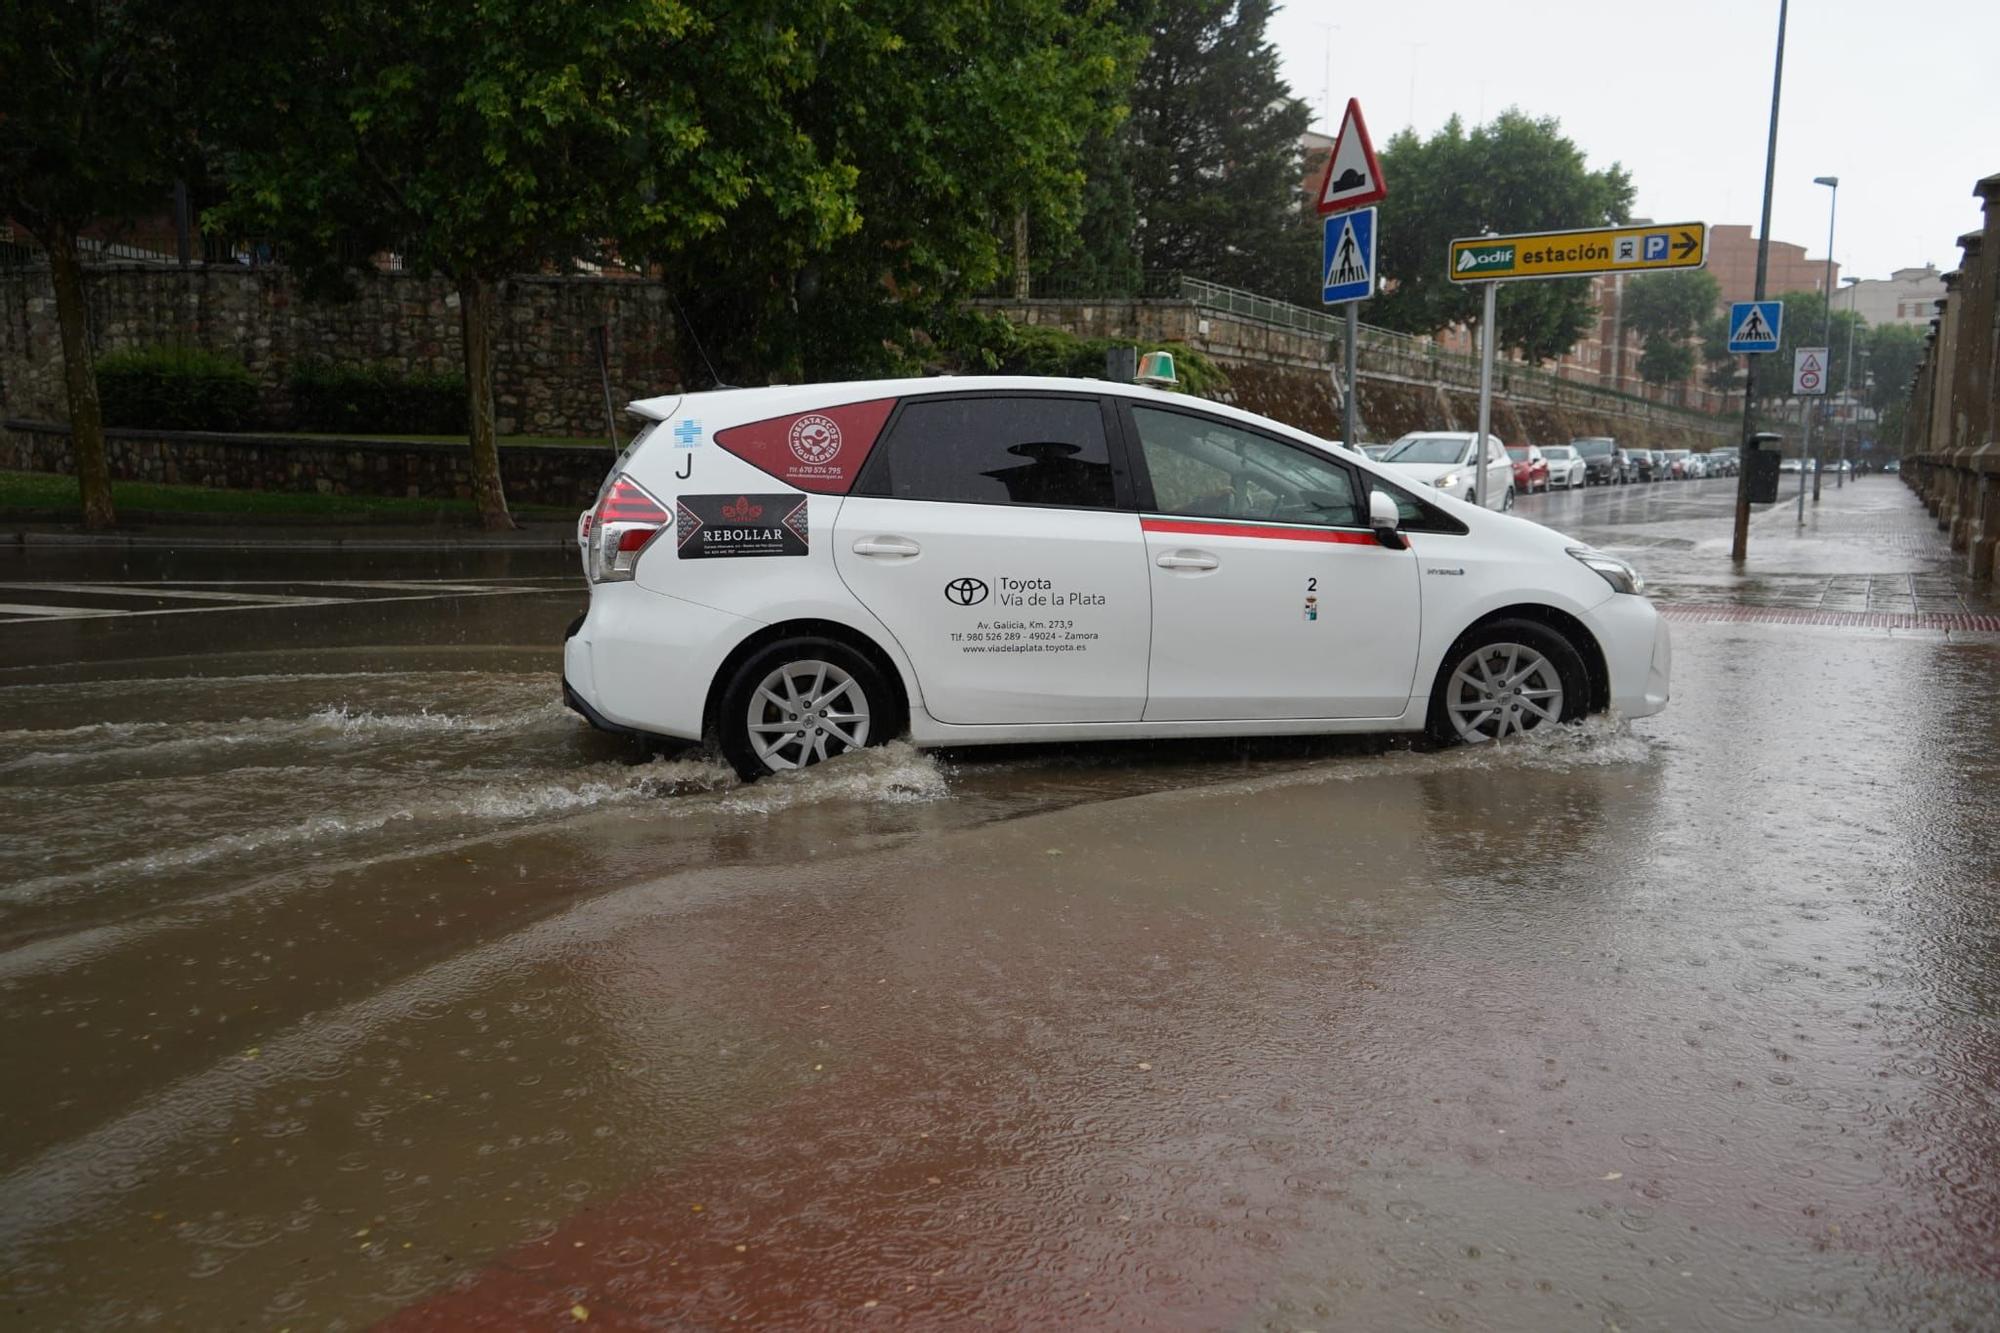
[
  {"left": 1, "top": 419, "right": 613, "bottom": 510},
  {"left": 0, "top": 265, "right": 682, "bottom": 438},
  {"left": 1901, "top": 170, "right": 2000, "bottom": 581},
  {"left": 977, "top": 297, "right": 1737, "bottom": 450}
]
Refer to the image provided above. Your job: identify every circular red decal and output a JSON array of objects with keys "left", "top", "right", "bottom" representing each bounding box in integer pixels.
[{"left": 788, "top": 414, "right": 843, "bottom": 466}]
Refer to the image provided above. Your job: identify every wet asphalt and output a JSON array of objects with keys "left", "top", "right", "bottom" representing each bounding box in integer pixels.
[{"left": 1, "top": 477, "right": 1996, "bottom": 1330}]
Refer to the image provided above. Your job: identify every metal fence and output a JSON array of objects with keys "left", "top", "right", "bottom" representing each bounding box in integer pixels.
[{"left": 0, "top": 232, "right": 409, "bottom": 270}]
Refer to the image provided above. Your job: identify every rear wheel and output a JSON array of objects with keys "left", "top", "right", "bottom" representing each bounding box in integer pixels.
[
  {"left": 1427, "top": 618, "right": 1589, "bottom": 744},
  {"left": 715, "top": 637, "right": 898, "bottom": 780}
]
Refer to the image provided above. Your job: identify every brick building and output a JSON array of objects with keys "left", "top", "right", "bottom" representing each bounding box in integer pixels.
[
  {"left": 1706, "top": 223, "right": 1840, "bottom": 306},
  {"left": 1847, "top": 264, "right": 1947, "bottom": 328}
]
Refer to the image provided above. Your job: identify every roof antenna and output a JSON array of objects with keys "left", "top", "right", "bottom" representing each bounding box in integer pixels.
[{"left": 670, "top": 291, "right": 733, "bottom": 390}]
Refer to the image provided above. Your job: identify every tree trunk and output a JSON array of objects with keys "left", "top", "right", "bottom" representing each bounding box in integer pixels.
[
  {"left": 1013, "top": 209, "right": 1031, "bottom": 300},
  {"left": 45, "top": 231, "right": 116, "bottom": 530},
  {"left": 457, "top": 274, "right": 513, "bottom": 530}
]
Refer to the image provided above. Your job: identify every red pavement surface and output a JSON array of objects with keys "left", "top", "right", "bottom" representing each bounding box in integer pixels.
[{"left": 1655, "top": 603, "right": 2000, "bottom": 632}]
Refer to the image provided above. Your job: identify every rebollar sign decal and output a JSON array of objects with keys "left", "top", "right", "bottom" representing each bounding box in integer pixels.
[{"left": 675, "top": 494, "right": 809, "bottom": 559}]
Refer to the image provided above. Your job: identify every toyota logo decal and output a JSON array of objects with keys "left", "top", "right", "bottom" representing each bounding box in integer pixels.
[{"left": 944, "top": 577, "right": 989, "bottom": 607}]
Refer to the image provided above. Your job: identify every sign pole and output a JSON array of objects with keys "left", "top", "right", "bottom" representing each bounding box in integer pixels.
[
  {"left": 1733, "top": 0, "right": 1788, "bottom": 562},
  {"left": 1796, "top": 397, "right": 1813, "bottom": 522},
  {"left": 1474, "top": 280, "right": 1497, "bottom": 510},
  {"left": 1342, "top": 304, "right": 1359, "bottom": 449}
]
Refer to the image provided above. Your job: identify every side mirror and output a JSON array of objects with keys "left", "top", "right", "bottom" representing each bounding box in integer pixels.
[{"left": 1368, "top": 490, "right": 1406, "bottom": 549}]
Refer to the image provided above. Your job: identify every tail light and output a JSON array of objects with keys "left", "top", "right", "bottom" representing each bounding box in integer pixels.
[{"left": 589, "top": 475, "right": 669, "bottom": 583}]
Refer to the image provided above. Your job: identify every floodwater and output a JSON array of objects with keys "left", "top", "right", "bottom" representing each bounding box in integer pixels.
[{"left": 3, "top": 481, "right": 1998, "bottom": 1329}]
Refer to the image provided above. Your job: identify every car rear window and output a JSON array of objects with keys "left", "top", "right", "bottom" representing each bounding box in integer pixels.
[{"left": 858, "top": 395, "right": 1116, "bottom": 509}]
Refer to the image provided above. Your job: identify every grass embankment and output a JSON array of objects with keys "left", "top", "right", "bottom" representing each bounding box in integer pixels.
[{"left": 0, "top": 470, "right": 575, "bottom": 522}]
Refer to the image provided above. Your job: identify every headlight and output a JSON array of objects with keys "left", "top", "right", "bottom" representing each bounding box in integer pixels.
[
  {"left": 1568, "top": 547, "right": 1645, "bottom": 595},
  {"left": 1433, "top": 471, "right": 1461, "bottom": 491}
]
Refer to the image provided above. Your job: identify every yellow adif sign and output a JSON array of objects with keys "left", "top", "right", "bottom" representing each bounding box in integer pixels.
[{"left": 1447, "top": 222, "right": 1707, "bottom": 283}]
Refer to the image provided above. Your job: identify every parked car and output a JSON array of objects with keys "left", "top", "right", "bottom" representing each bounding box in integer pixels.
[
  {"left": 1628, "top": 450, "right": 1658, "bottom": 483},
  {"left": 1614, "top": 449, "right": 1643, "bottom": 483},
  {"left": 1662, "top": 449, "right": 1693, "bottom": 479},
  {"left": 1683, "top": 454, "right": 1708, "bottom": 480},
  {"left": 1570, "top": 437, "right": 1620, "bottom": 486},
  {"left": 1360, "top": 443, "right": 1393, "bottom": 461},
  {"left": 1779, "top": 457, "right": 1805, "bottom": 473},
  {"left": 565, "top": 376, "right": 1668, "bottom": 777},
  {"left": 1506, "top": 444, "right": 1551, "bottom": 494},
  {"left": 1709, "top": 447, "right": 1740, "bottom": 476},
  {"left": 1378, "top": 431, "right": 1517, "bottom": 510},
  {"left": 1541, "top": 444, "right": 1588, "bottom": 490},
  {"left": 1884, "top": 458, "right": 1901, "bottom": 473}
]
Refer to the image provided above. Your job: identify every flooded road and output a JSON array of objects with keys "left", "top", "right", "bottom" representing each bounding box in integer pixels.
[{"left": 3, "top": 480, "right": 1998, "bottom": 1329}]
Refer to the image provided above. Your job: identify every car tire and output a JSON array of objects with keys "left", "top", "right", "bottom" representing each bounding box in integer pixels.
[
  {"left": 1426, "top": 618, "right": 1591, "bottom": 745},
  {"left": 715, "top": 636, "right": 901, "bottom": 781}
]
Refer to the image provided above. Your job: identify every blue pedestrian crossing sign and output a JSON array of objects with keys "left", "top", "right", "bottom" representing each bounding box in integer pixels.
[
  {"left": 1322, "top": 206, "right": 1378, "bottom": 305},
  {"left": 1727, "top": 300, "right": 1782, "bottom": 353}
]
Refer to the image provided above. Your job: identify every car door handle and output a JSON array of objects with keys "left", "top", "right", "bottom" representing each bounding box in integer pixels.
[
  {"left": 852, "top": 537, "right": 921, "bottom": 557},
  {"left": 1156, "top": 551, "right": 1219, "bottom": 571}
]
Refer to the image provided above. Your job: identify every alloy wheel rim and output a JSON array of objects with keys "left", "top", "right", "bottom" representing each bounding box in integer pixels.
[
  {"left": 747, "top": 659, "right": 870, "bottom": 770},
  {"left": 1446, "top": 642, "right": 1563, "bottom": 742}
]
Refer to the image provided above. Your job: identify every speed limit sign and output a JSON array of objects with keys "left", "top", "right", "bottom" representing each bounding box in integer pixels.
[{"left": 1793, "top": 347, "right": 1828, "bottom": 395}]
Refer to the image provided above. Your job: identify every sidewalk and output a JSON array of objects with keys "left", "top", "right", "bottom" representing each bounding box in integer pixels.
[{"left": 1585, "top": 477, "right": 1997, "bottom": 620}]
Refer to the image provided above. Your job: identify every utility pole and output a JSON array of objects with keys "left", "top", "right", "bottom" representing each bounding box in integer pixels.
[
  {"left": 1732, "top": 0, "right": 1788, "bottom": 562},
  {"left": 1837, "top": 276, "right": 1859, "bottom": 488}
]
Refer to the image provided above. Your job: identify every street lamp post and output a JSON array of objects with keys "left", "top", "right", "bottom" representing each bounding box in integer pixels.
[
  {"left": 1810, "top": 175, "right": 1838, "bottom": 506},
  {"left": 1837, "top": 275, "right": 1860, "bottom": 488}
]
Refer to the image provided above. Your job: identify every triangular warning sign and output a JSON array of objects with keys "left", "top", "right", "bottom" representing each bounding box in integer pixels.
[
  {"left": 1733, "top": 307, "right": 1769, "bottom": 342},
  {"left": 1315, "top": 98, "right": 1387, "bottom": 214},
  {"left": 1799, "top": 351, "right": 1822, "bottom": 372},
  {"left": 1326, "top": 217, "right": 1368, "bottom": 286}
]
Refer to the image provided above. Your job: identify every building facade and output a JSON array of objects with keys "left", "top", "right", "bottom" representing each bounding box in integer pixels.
[
  {"left": 1706, "top": 224, "right": 1840, "bottom": 306},
  {"left": 1846, "top": 265, "right": 1947, "bottom": 328}
]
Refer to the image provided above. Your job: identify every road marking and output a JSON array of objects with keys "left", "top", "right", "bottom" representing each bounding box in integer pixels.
[
  {"left": 0, "top": 580, "right": 572, "bottom": 623},
  {"left": 2, "top": 583, "right": 347, "bottom": 606},
  {"left": 0, "top": 602, "right": 126, "bottom": 620}
]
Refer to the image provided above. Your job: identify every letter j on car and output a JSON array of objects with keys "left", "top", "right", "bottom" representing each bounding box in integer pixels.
[{"left": 563, "top": 376, "right": 1670, "bottom": 779}]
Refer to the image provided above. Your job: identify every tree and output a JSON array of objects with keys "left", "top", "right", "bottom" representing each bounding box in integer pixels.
[
  {"left": 1864, "top": 323, "right": 1926, "bottom": 417},
  {"left": 0, "top": 0, "right": 188, "bottom": 529},
  {"left": 651, "top": 0, "right": 1136, "bottom": 384},
  {"left": 1372, "top": 111, "right": 1633, "bottom": 364},
  {"left": 1699, "top": 313, "right": 1742, "bottom": 397},
  {"left": 1755, "top": 290, "right": 1865, "bottom": 406},
  {"left": 1623, "top": 270, "right": 1717, "bottom": 387},
  {"left": 204, "top": 0, "right": 857, "bottom": 529},
  {"left": 1124, "top": 0, "right": 1318, "bottom": 302}
]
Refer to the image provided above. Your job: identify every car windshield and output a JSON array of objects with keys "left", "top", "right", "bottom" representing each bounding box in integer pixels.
[
  {"left": 1571, "top": 439, "right": 1613, "bottom": 458},
  {"left": 1543, "top": 447, "right": 1574, "bottom": 460},
  {"left": 1666, "top": 450, "right": 1691, "bottom": 460},
  {"left": 1384, "top": 436, "right": 1470, "bottom": 464},
  {"left": 1505, "top": 447, "right": 1529, "bottom": 460}
]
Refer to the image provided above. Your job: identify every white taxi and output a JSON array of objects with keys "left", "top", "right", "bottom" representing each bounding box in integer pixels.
[{"left": 564, "top": 377, "right": 1669, "bottom": 779}]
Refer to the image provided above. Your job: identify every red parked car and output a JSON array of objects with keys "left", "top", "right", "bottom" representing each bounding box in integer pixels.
[{"left": 1505, "top": 444, "right": 1550, "bottom": 494}]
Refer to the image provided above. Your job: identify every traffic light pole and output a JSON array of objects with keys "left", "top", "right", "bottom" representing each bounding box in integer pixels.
[{"left": 1732, "top": 0, "right": 1788, "bottom": 563}]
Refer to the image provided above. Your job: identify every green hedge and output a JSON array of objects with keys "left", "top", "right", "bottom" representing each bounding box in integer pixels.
[
  {"left": 934, "top": 312, "right": 1229, "bottom": 399},
  {"left": 290, "top": 361, "right": 467, "bottom": 435},
  {"left": 95, "top": 346, "right": 260, "bottom": 432}
]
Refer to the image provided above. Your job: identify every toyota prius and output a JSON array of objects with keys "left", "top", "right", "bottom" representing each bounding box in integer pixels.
[{"left": 564, "top": 377, "right": 1669, "bottom": 779}]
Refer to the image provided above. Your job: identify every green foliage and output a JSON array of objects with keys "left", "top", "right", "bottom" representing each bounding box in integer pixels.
[
  {"left": 1864, "top": 323, "right": 1926, "bottom": 416},
  {"left": 95, "top": 347, "right": 259, "bottom": 431},
  {"left": 1372, "top": 111, "right": 1633, "bottom": 363},
  {"left": 1756, "top": 291, "right": 1866, "bottom": 402},
  {"left": 657, "top": 0, "right": 1140, "bottom": 385},
  {"left": 1623, "top": 270, "right": 1717, "bottom": 387},
  {"left": 0, "top": 0, "right": 188, "bottom": 239},
  {"left": 1700, "top": 314, "right": 1742, "bottom": 396},
  {"left": 290, "top": 362, "right": 467, "bottom": 435},
  {"left": 930, "top": 313, "right": 1228, "bottom": 398},
  {"left": 1122, "top": 0, "right": 1317, "bottom": 302}
]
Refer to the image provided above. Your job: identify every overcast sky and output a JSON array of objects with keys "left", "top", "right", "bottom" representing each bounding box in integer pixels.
[{"left": 1271, "top": 0, "right": 1996, "bottom": 283}]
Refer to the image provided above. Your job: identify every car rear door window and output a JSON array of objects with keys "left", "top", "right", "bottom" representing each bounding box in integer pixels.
[
  {"left": 860, "top": 396, "right": 1117, "bottom": 509},
  {"left": 1131, "top": 407, "right": 1359, "bottom": 528}
]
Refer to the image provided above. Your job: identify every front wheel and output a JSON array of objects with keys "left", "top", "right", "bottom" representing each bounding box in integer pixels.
[
  {"left": 715, "top": 637, "right": 899, "bottom": 780},
  {"left": 1426, "top": 619, "right": 1590, "bottom": 744}
]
